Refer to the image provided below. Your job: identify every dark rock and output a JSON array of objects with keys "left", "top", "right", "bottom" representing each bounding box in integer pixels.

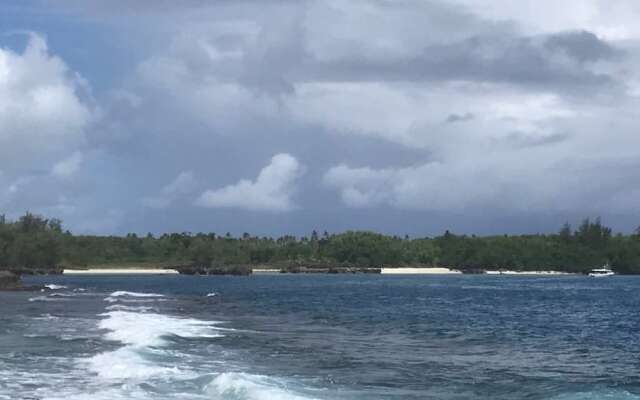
[
  {"left": 0, "top": 271, "right": 21, "bottom": 290},
  {"left": 0, "top": 271, "right": 46, "bottom": 291},
  {"left": 280, "top": 265, "right": 381, "bottom": 274},
  {"left": 461, "top": 268, "right": 486, "bottom": 274},
  {"left": 7, "top": 268, "right": 64, "bottom": 276},
  {"left": 174, "top": 265, "right": 252, "bottom": 276}
]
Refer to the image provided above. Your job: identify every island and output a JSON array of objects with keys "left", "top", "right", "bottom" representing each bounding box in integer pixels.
[{"left": 1, "top": 213, "right": 639, "bottom": 283}]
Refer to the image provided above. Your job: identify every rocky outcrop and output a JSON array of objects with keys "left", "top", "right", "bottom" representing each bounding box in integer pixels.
[
  {"left": 0, "top": 271, "right": 21, "bottom": 290},
  {"left": 175, "top": 265, "right": 252, "bottom": 276},
  {"left": 9, "top": 267, "right": 64, "bottom": 275},
  {"left": 281, "top": 266, "right": 381, "bottom": 274}
]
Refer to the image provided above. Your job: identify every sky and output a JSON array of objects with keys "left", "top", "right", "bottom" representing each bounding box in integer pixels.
[{"left": 1, "top": 0, "right": 640, "bottom": 236}]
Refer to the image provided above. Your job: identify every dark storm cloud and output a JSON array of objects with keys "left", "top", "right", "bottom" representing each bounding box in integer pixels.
[
  {"left": 54, "top": 0, "right": 623, "bottom": 97},
  {"left": 544, "top": 30, "right": 620, "bottom": 63},
  {"left": 302, "top": 33, "right": 622, "bottom": 97}
]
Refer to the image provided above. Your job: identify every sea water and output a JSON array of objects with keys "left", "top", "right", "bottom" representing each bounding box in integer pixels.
[{"left": 1, "top": 274, "right": 640, "bottom": 399}]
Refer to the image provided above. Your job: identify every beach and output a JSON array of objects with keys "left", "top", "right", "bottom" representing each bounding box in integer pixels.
[
  {"left": 63, "top": 268, "right": 179, "bottom": 275},
  {"left": 381, "top": 267, "right": 462, "bottom": 274},
  {"left": 484, "top": 270, "right": 573, "bottom": 275}
]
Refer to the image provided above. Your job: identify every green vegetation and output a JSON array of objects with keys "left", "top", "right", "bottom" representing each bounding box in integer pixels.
[{"left": 2, "top": 213, "right": 640, "bottom": 274}]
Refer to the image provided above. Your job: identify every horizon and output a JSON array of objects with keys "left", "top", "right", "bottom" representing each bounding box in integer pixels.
[{"left": 2, "top": 1, "right": 640, "bottom": 236}]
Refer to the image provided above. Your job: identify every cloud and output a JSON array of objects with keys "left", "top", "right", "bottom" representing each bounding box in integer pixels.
[
  {"left": 320, "top": 161, "right": 524, "bottom": 212},
  {"left": 51, "top": 152, "right": 83, "bottom": 179},
  {"left": 445, "top": 112, "right": 475, "bottom": 123},
  {"left": 142, "top": 171, "right": 198, "bottom": 209},
  {"left": 196, "top": 154, "right": 303, "bottom": 212},
  {"left": 324, "top": 147, "right": 640, "bottom": 215},
  {"left": 287, "top": 81, "right": 576, "bottom": 150},
  {"left": 0, "top": 33, "right": 100, "bottom": 227},
  {"left": 0, "top": 33, "right": 93, "bottom": 174},
  {"left": 544, "top": 30, "right": 619, "bottom": 63},
  {"left": 21, "top": 0, "right": 640, "bottom": 235},
  {"left": 450, "top": 0, "right": 640, "bottom": 40}
]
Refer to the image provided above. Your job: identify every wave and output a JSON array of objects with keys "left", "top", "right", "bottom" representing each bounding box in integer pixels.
[
  {"left": 104, "top": 291, "right": 167, "bottom": 303},
  {"left": 97, "top": 310, "right": 223, "bottom": 347},
  {"left": 105, "top": 304, "right": 154, "bottom": 312},
  {"left": 207, "top": 292, "right": 218, "bottom": 297},
  {"left": 49, "top": 292, "right": 75, "bottom": 297},
  {"left": 44, "top": 284, "right": 67, "bottom": 290},
  {"left": 34, "top": 313, "right": 59, "bottom": 320},
  {"left": 206, "top": 372, "right": 320, "bottom": 400},
  {"left": 108, "top": 290, "right": 165, "bottom": 298},
  {"left": 86, "top": 347, "right": 184, "bottom": 380},
  {"left": 28, "top": 296, "right": 66, "bottom": 302},
  {"left": 83, "top": 308, "right": 226, "bottom": 385},
  {"left": 23, "top": 289, "right": 321, "bottom": 400}
]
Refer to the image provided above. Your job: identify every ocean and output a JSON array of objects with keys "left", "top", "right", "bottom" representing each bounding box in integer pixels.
[{"left": 1, "top": 274, "right": 639, "bottom": 399}]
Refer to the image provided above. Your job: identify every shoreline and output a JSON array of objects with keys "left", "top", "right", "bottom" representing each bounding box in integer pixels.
[
  {"left": 484, "top": 270, "right": 574, "bottom": 275},
  {"left": 59, "top": 267, "right": 576, "bottom": 276},
  {"left": 63, "top": 269, "right": 179, "bottom": 275},
  {"left": 381, "top": 267, "right": 462, "bottom": 274}
]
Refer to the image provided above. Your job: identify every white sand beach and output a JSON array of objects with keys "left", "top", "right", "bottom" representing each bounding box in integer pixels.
[
  {"left": 63, "top": 269, "right": 179, "bottom": 275},
  {"left": 484, "top": 270, "right": 572, "bottom": 275},
  {"left": 381, "top": 267, "right": 462, "bottom": 274},
  {"left": 381, "top": 268, "right": 572, "bottom": 275}
]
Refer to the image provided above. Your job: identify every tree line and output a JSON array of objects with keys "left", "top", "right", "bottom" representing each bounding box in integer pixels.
[{"left": 2, "top": 213, "right": 640, "bottom": 274}]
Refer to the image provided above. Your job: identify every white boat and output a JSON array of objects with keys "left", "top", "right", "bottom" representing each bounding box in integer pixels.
[{"left": 588, "top": 266, "right": 615, "bottom": 277}]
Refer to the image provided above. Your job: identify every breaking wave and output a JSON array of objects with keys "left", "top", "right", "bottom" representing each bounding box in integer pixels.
[{"left": 44, "top": 284, "right": 68, "bottom": 290}]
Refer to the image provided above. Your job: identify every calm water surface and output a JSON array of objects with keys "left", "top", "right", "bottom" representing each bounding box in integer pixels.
[{"left": 1, "top": 274, "right": 639, "bottom": 399}]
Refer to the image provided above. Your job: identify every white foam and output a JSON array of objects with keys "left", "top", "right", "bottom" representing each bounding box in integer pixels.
[
  {"left": 207, "top": 292, "right": 218, "bottom": 297},
  {"left": 207, "top": 372, "right": 318, "bottom": 400},
  {"left": 109, "top": 291, "right": 165, "bottom": 298},
  {"left": 85, "top": 347, "right": 181, "bottom": 380},
  {"left": 34, "top": 313, "right": 59, "bottom": 320},
  {"left": 98, "top": 311, "right": 223, "bottom": 347},
  {"left": 49, "top": 292, "right": 74, "bottom": 297},
  {"left": 28, "top": 296, "right": 63, "bottom": 302},
  {"left": 104, "top": 291, "right": 167, "bottom": 303},
  {"left": 105, "top": 304, "right": 154, "bottom": 312},
  {"left": 44, "top": 284, "right": 67, "bottom": 290},
  {"left": 43, "top": 390, "right": 147, "bottom": 400}
]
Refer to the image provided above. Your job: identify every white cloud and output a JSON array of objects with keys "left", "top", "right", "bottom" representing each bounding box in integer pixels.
[
  {"left": 324, "top": 162, "right": 509, "bottom": 212},
  {"left": 196, "top": 153, "right": 303, "bottom": 212},
  {"left": 287, "top": 81, "right": 576, "bottom": 152},
  {"left": 324, "top": 144, "right": 640, "bottom": 215},
  {"left": 0, "top": 34, "right": 92, "bottom": 174},
  {"left": 451, "top": 0, "right": 640, "bottom": 40},
  {"left": 142, "top": 171, "right": 198, "bottom": 209},
  {"left": 0, "top": 33, "right": 97, "bottom": 224}
]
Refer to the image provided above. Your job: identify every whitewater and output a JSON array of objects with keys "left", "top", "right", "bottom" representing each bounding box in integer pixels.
[{"left": 2, "top": 286, "right": 322, "bottom": 400}]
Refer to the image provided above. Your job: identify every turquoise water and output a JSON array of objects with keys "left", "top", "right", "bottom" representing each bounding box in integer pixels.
[{"left": 1, "top": 274, "right": 640, "bottom": 399}]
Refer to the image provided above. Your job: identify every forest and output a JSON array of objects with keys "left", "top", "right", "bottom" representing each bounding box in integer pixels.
[{"left": 1, "top": 213, "right": 640, "bottom": 274}]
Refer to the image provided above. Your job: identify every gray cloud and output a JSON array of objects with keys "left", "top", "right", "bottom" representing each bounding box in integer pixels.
[
  {"left": 500, "top": 131, "right": 571, "bottom": 149},
  {"left": 544, "top": 30, "right": 620, "bottom": 63},
  {"left": 446, "top": 113, "right": 475, "bottom": 123}
]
